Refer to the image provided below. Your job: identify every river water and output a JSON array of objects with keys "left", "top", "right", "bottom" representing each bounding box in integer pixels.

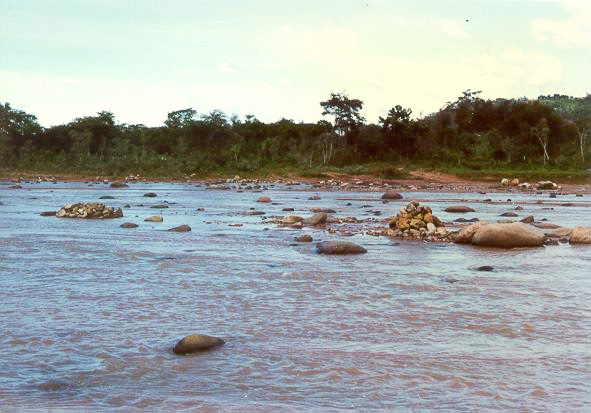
[{"left": 1, "top": 181, "right": 590, "bottom": 411}]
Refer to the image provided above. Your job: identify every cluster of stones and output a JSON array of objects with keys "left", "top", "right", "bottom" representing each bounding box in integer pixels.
[
  {"left": 385, "top": 201, "right": 450, "bottom": 241},
  {"left": 56, "top": 203, "right": 123, "bottom": 219},
  {"left": 501, "top": 178, "right": 559, "bottom": 191}
]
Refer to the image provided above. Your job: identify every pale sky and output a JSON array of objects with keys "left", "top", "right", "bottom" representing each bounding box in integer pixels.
[{"left": 1, "top": 0, "right": 589, "bottom": 126}]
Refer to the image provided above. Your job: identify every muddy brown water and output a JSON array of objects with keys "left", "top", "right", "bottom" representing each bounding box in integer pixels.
[{"left": 1, "top": 182, "right": 590, "bottom": 410}]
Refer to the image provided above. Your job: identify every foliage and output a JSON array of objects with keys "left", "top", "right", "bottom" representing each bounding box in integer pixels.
[{"left": 0, "top": 91, "right": 589, "bottom": 178}]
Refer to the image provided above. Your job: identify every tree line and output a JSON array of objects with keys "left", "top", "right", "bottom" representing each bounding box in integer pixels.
[{"left": 1, "top": 90, "right": 590, "bottom": 176}]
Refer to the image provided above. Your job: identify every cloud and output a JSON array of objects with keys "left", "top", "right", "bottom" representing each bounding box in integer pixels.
[
  {"left": 531, "top": 0, "right": 591, "bottom": 47},
  {"left": 434, "top": 18, "right": 468, "bottom": 39}
]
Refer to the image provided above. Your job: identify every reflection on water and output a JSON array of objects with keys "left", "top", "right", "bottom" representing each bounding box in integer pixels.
[{"left": 1, "top": 182, "right": 590, "bottom": 410}]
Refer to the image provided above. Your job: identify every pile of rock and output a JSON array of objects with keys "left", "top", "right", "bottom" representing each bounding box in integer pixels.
[
  {"left": 501, "top": 178, "right": 520, "bottom": 187},
  {"left": 385, "top": 200, "right": 450, "bottom": 241},
  {"left": 56, "top": 203, "right": 123, "bottom": 219}
]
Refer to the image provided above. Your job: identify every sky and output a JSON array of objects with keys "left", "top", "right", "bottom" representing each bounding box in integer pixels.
[{"left": 0, "top": 0, "right": 589, "bottom": 127}]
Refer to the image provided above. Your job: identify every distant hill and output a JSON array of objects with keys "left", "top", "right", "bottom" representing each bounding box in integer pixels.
[{"left": 538, "top": 94, "right": 591, "bottom": 121}]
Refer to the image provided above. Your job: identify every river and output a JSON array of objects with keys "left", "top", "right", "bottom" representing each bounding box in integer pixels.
[{"left": 1, "top": 181, "right": 590, "bottom": 410}]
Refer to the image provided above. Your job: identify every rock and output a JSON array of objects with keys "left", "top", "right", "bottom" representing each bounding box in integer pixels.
[
  {"left": 308, "top": 195, "right": 321, "bottom": 200},
  {"left": 501, "top": 178, "right": 509, "bottom": 186},
  {"left": 281, "top": 215, "right": 304, "bottom": 224},
  {"left": 143, "top": 192, "right": 158, "bottom": 197},
  {"left": 56, "top": 203, "right": 123, "bottom": 219},
  {"left": 257, "top": 196, "right": 271, "bottom": 203},
  {"left": 468, "top": 223, "right": 545, "bottom": 248},
  {"left": 426, "top": 222, "right": 436, "bottom": 234},
  {"left": 310, "top": 207, "right": 336, "bottom": 213},
  {"left": 537, "top": 181, "right": 558, "bottom": 190},
  {"left": 244, "top": 210, "right": 265, "bottom": 215},
  {"left": 545, "top": 228, "right": 573, "bottom": 238},
  {"left": 9, "top": 185, "right": 23, "bottom": 189},
  {"left": 40, "top": 211, "right": 56, "bottom": 216},
  {"left": 120, "top": 222, "right": 138, "bottom": 228},
  {"left": 445, "top": 205, "right": 475, "bottom": 213},
  {"left": 519, "top": 215, "right": 534, "bottom": 224},
  {"left": 99, "top": 195, "right": 115, "bottom": 199},
  {"left": 569, "top": 227, "right": 591, "bottom": 244},
  {"left": 500, "top": 212, "right": 518, "bottom": 217},
  {"left": 173, "top": 334, "right": 225, "bottom": 355},
  {"left": 476, "top": 265, "right": 494, "bottom": 271},
  {"left": 295, "top": 235, "right": 313, "bottom": 242},
  {"left": 144, "top": 216, "right": 163, "bottom": 222},
  {"left": 303, "top": 212, "right": 328, "bottom": 226},
  {"left": 110, "top": 182, "right": 128, "bottom": 188},
  {"left": 510, "top": 178, "right": 520, "bottom": 186},
  {"left": 150, "top": 204, "right": 169, "bottom": 209},
  {"left": 453, "top": 222, "right": 489, "bottom": 244},
  {"left": 168, "top": 224, "right": 191, "bottom": 232},
  {"left": 381, "top": 191, "right": 403, "bottom": 200},
  {"left": 532, "top": 222, "right": 561, "bottom": 229},
  {"left": 316, "top": 241, "right": 367, "bottom": 255},
  {"left": 454, "top": 217, "right": 479, "bottom": 223},
  {"left": 282, "top": 207, "right": 294, "bottom": 212}
]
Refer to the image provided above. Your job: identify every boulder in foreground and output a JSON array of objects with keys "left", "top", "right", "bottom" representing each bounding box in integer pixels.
[
  {"left": 454, "top": 222, "right": 544, "bottom": 248},
  {"left": 316, "top": 241, "right": 367, "bottom": 254},
  {"left": 173, "top": 334, "right": 225, "bottom": 355},
  {"left": 56, "top": 203, "right": 123, "bottom": 219}
]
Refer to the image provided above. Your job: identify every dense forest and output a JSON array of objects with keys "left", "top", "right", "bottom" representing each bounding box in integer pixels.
[{"left": 1, "top": 91, "right": 590, "bottom": 178}]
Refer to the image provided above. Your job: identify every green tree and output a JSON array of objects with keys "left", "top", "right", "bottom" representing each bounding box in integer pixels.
[{"left": 320, "top": 93, "right": 365, "bottom": 144}]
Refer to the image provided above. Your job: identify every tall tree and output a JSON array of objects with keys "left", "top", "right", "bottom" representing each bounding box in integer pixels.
[{"left": 320, "top": 92, "right": 365, "bottom": 144}]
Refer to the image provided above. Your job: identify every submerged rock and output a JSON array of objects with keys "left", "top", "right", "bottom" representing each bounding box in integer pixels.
[
  {"left": 120, "top": 222, "right": 138, "bottom": 228},
  {"left": 143, "top": 192, "right": 158, "bottom": 197},
  {"left": 257, "top": 196, "right": 271, "bottom": 203},
  {"left": 381, "top": 191, "right": 403, "bottom": 200},
  {"left": 316, "top": 241, "right": 367, "bottom": 255},
  {"left": 110, "top": 182, "right": 128, "bottom": 188},
  {"left": 173, "top": 334, "right": 225, "bottom": 355},
  {"left": 40, "top": 211, "right": 56, "bottom": 217},
  {"left": 445, "top": 205, "right": 475, "bottom": 213},
  {"left": 144, "top": 216, "right": 163, "bottom": 222},
  {"left": 168, "top": 224, "right": 191, "bottom": 232},
  {"left": 295, "top": 234, "right": 313, "bottom": 242}
]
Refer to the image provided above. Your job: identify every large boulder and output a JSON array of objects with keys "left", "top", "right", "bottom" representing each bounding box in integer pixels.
[
  {"left": 445, "top": 205, "right": 475, "bottom": 213},
  {"left": 316, "top": 241, "right": 367, "bottom": 254},
  {"left": 381, "top": 191, "right": 403, "bottom": 200},
  {"left": 468, "top": 223, "right": 545, "bottom": 248},
  {"left": 303, "top": 212, "right": 328, "bottom": 226},
  {"left": 453, "top": 222, "right": 489, "bottom": 244},
  {"left": 569, "top": 227, "right": 591, "bottom": 244},
  {"left": 173, "top": 334, "right": 225, "bottom": 355}
]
